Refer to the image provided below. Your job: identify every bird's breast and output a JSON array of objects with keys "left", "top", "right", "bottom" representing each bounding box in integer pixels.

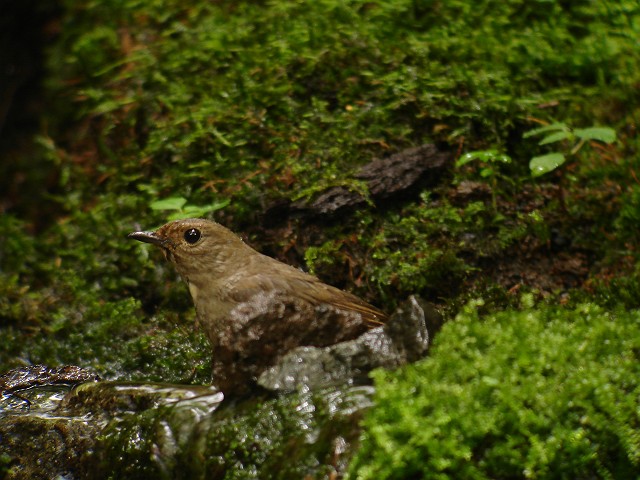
[{"left": 185, "top": 277, "right": 235, "bottom": 332}]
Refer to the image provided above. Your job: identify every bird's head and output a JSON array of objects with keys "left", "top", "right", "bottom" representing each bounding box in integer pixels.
[{"left": 128, "top": 218, "right": 247, "bottom": 279}]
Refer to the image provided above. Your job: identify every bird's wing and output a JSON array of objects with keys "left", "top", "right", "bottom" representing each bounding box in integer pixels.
[
  {"left": 295, "top": 280, "right": 387, "bottom": 327},
  {"left": 225, "top": 262, "right": 387, "bottom": 328}
]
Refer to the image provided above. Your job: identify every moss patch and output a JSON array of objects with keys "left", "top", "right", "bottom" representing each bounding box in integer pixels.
[{"left": 352, "top": 300, "right": 640, "bottom": 479}]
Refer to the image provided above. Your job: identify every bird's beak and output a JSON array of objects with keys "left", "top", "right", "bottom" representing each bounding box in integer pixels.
[{"left": 127, "top": 230, "right": 168, "bottom": 247}]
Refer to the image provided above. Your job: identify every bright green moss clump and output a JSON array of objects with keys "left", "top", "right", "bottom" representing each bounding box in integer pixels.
[{"left": 351, "top": 301, "right": 640, "bottom": 479}]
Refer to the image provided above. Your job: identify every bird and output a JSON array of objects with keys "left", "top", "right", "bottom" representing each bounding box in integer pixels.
[{"left": 128, "top": 218, "right": 387, "bottom": 395}]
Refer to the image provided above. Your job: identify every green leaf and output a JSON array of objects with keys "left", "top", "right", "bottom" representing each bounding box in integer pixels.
[
  {"left": 538, "top": 130, "right": 572, "bottom": 145},
  {"left": 573, "top": 127, "right": 616, "bottom": 144},
  {"left": 165, "top": 199, "right": 230, "bottom": 221},
  {"left": 530, "top": 153, "right": 566, "bottom": 177},
  {"left": 456, "top": 152, "right": 479, "bottom": 167},
  {"left": 167, "top": 211, "right": 194, "bottom": 221},
  {"left": 522, "top": 123, "right": 568, "bottom": 139},
  {"left": 456, "top": 150, "right": 511, "bottom": 167},
  {"left": 181, "top": 205, "right": 208, "bottom": 216},
  {"left": 480, "top": 167, "right": 494, "bottom": 178},
  {"left": 206, "top": 199, "right": 231, "bottom": 212},
  {"left": 150, "top": 196, "right": 188, "bottom": 211}
]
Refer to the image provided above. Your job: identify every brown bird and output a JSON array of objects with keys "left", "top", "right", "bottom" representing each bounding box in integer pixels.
[{"left": 128, "top": 218, "right": 387, "bottom": 395}]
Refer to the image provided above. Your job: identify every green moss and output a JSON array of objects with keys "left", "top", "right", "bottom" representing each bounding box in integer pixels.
[
  {"left": 38, "top": 0, "right": 639, "bottom": 215},
  {"left": 351, "top": 301, "right": 640, "bottom": 479},
  {"left": 200, "top": 388, "right": 368, "bottom": 479},
  {"left": 84, "top": 387, "right": 367, "bottom": 479},
  {"left": 304, "top": 192, "right": 543, "bottom": 307},
  {"left": 615, "top": 184, "right": 640, "bottom": 244},
  {"left": 1, "top": 0, "right": 638, "bottom": 384}
]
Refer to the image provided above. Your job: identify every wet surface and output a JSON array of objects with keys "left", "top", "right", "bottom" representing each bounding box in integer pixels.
[
  {"left": 0, "top": 298, "right": 437, "bottom": 479},
  {"left": 0, "top": 365, "right": 100, "bottom": 410}
]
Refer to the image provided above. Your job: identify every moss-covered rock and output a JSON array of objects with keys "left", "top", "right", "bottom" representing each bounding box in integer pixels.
[{"left": 0, "top": 380, "right": 371, "bottom": 480}]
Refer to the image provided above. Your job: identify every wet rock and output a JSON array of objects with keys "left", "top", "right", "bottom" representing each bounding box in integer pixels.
[
  {"left": 0, "top": 364, "right": 100, "bottom": 408},
  {"left": 384, "top": 296, "right": 443, "bottom": 362},
  {"left": 0, "top": 406, "right": 97, "bottom": 479},
  {"left": 0, "top": 299, "right": 441, "bottom": 479},
  {"left": 210, "top": 290, "right": 379, "bottom": 397},
  {"left": 0, "top": 381, "right": 223, "bottom": 480},
  {"left": 0, "top": 379, "right": 373, "bottom": 479},
  {"left": 258, "top": 296, "right": 442, "bottom": 393}
]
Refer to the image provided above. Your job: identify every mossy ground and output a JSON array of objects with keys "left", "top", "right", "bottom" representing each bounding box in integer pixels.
[
  {"left": 1, "top": 0, "right": 639, "bottom": 477},
  {"left": 351, "top": 301, "right": 640, "bottom": 479}
]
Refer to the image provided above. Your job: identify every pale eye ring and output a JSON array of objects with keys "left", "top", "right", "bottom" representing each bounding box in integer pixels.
[{"left": 184, "top": 228, "right": 201, "bottom": 244}]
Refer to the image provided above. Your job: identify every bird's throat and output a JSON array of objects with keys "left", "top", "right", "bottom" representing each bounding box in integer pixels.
[{"left": 188, "top": 282, "right": 200, "bottom": 304}]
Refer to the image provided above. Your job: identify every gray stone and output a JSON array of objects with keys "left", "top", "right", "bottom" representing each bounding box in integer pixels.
[{"left": 258, "top": 296, "right": 441, "bottom": 392}]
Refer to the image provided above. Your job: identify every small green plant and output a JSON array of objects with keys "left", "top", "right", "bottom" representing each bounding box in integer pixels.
[
  {"left": 456, "top": 149, "right": 512, "bottom": 173},
  {"left": 524, "top": 122, "right": 616, "bottom": 177},
  {"left": 149, "top": 196, "right": 230, "bottom": 221},
  {"left": 455, "top": 149, "right": 513, "bottom": 207}
]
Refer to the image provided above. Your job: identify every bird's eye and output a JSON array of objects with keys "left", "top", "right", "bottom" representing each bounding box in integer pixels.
[{"left": 184, "top": 228, "right": 201, "bottom": 244}]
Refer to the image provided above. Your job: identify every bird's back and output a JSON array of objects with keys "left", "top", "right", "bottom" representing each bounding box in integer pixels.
[{"left": 227, "top": 251, "right": 387, "bottom": 328}]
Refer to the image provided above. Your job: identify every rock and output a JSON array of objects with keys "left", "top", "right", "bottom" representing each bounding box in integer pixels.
[
  {"left": 0, "top": 364, "right": 100, "bottom": 409},
  {"left": 258, "top": 296, "right": 442, "bottom": 393},
  {"left": 264, "top": 144, "right": 452, "bottom": 223}
]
